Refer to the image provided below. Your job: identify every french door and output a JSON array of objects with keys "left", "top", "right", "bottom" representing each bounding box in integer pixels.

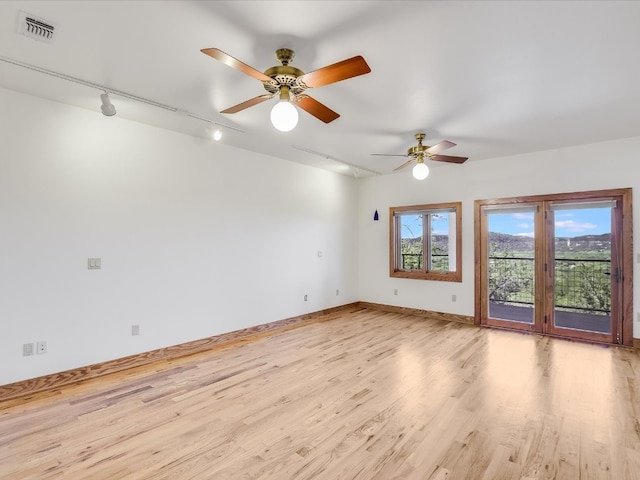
[{"left": 475, "top": 189, "right": 633, "bottom": 346}]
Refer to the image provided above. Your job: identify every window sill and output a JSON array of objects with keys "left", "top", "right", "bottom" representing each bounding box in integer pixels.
[{"left": 390, "top": 270, "right": 462, "bottom": 282}]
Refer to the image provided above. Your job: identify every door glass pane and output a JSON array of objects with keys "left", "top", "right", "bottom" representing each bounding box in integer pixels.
[
  {"left": 487, "top": 211, "right": 535, "bottom": 323},
  {"left": 553, "top": 206, "right": 612, "bottom": 334}
]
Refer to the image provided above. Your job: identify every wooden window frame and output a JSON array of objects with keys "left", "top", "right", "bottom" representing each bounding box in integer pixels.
[{"left": 389, "top": 202, "right": 462, "bottom": 282}]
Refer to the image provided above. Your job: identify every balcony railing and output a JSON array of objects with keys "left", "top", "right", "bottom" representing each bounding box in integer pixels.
[
  {"left": 488, "top": 256, "right": 611, "bottom": 315},
  {"left": 401, "top": 253, "right": 448, "bottom": 271}
]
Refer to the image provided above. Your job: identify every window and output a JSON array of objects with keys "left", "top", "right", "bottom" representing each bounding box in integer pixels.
[{"left": 389, "top": 202, "right": 462, "bottom": 281}]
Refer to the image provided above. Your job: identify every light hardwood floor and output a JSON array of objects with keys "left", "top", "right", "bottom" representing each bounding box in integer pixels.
[{"left": 1, "top": 307, "right": 639, "bottom": 479}]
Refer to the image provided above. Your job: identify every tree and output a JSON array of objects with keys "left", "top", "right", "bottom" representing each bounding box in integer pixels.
[
  {"left": 576, "top": 263, "right": 610, "bottom": 313},
  {"left": 488, "top": 245, "right": 534, "bottom": 304}
]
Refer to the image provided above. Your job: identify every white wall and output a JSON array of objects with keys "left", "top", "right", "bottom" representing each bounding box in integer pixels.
[
  {"left": 3, "top": 85, "right": 638, "bottom": 387},
  {"left": 358, "top": 135, "right": 640, "bottom": 339},
  {"left": 0, "top": 87, "right": 359, "bottom": 385}
]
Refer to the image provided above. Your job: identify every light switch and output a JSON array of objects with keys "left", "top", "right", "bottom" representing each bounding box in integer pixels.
[{"left": 88, "top": 258, "right": 102, "bottom": 270}]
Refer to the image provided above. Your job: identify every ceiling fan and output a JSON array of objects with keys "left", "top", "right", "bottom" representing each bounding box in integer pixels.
[
  {"left": 371, "top": 133, "right": 468, "bottom": 179},
  {"left": 201, "top": 47, "right": 371, "bottom": 131}
]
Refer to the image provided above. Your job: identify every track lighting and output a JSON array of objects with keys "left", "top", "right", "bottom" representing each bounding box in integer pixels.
[
  {"left": 1, "top": 55, "right": 244, "bottom": 134},
  {"left": 100, "top": 92, "right": 116, "bottom": 117},
  {"left": 270, "top": 85, "right": 298, "bottom": 132}
]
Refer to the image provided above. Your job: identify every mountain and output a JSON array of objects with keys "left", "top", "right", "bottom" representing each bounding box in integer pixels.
[
  {"left": 488, "top": 232, "right": 534, "bottom": 252},
  {"left": 405, "top": 232, "right": 611, "bottom": 254},
  {"left": 489, "top": 232, "right": 611, "bottom": 253},
  {"left": 554, "top": 233, "right": 611, "bottom": 253}
]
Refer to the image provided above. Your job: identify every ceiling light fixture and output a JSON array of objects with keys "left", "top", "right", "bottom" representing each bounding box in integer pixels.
[
  {"left": 100, "top": 92, "right": 116, "bottom": 117},
  {"left": 372, "top": 133, "right": 467, "bottom": 179},
  {"left": 212, "top": 129, "right": 222, "bottom": 141},
  {"left": 270, "top": 85, "right": 298, "bottom": 132},
  {"left": 412, "top": 157, "right": 429, "bottom": 180}
]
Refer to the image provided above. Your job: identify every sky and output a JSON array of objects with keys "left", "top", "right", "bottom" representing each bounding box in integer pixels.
[
  {"left": 400, "top": 207, "right": 612, "bottom": 239},
  {"left": 488, "top": 208, "right": 611, "bottom": 238},
  {"left": 401, "top": 214, "right": 450, "bottom": 238}
]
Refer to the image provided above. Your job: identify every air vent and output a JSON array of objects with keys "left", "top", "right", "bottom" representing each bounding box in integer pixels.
[{"left": 18, "top": 11, "right": 57, "bottom": 44}]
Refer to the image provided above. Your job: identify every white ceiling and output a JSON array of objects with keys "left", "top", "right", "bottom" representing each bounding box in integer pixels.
[{"left": 1, "top": 1, "right": 639, "bottom": 178}]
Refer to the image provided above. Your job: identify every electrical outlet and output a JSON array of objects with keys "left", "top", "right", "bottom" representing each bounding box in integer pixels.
[
  {"left": 451, "top": 294, "right": 457, "bottom": 302},
  {"left": 336, "top": 289, "right": 340, "bottom": 296},
  {"left": 132, "top": 325, "right": 140, "bottom": 336},
  {"left": 23, "top": 343, "right": 34, "bottom": 356},
  {"left": 394, "top": 289, "right": 398, "bottom": 296},
  {"left": 304, "top": 294, "right": 308, "bottom": 301},
  {"left": 36, "top": 341, "right": 47, "bottom": 354}
]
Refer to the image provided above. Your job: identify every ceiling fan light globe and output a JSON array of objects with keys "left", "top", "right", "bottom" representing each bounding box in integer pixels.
[
  {"left": 271, "top": 101, "right": 299, "bottom": 132},
  {"left": 412, "top": 162, "right": 429, "bottom": 180}
]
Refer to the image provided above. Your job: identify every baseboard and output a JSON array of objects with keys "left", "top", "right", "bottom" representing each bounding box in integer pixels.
[
  {"left": 357, "top": 301, "right": 475, "bottom": 325},
  {"left": 634, "top": 338, "right": 640, "bottom": 350},
  {"left": 0, "top": 302, "right": 361, "bottom": 404}
]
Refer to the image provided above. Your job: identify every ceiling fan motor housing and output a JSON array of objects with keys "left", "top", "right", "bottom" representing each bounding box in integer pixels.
[
  {"left": 262, "top": 48, "right": 307, "bottom": 96},
  {"left": 407, "top": 133, "right": 431, "bottom": 158},
  {"left": 262, "top": 65, "right": 306, "bottom": 95}
]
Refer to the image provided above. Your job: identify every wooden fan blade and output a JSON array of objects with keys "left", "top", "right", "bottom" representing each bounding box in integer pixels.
[
  {"left": 221, "top": 94, "right": 274, "bottom": 114},
  {"left": 430, "top": 154, "right": 468, "bottom": 164},
  {"left": 426, "top": 140, "right": 456, "bottom": 155},
  {"left": 297, "top": 56, "right": 371, "bottom": 89},
  {"left": 201, "top": 48, "right": 273, "bottom": 83},
  {"left": 295, "top": 95, "right": 340, "bottom": 123},
  {"left": 394, "top": 158, "right": 416, "bottom": 171}
]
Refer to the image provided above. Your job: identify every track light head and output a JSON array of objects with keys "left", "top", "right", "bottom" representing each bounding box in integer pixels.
[
  {"left": 100, "top": 92, "right": 116, "bottom": 117},
  {"left": 205, "top": 125, "right": 222, "bottom": 141}
]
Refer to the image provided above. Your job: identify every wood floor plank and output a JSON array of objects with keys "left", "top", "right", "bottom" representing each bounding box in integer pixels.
[{"left": 1, "top": 308, "right": 640, "bottom": 479}]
